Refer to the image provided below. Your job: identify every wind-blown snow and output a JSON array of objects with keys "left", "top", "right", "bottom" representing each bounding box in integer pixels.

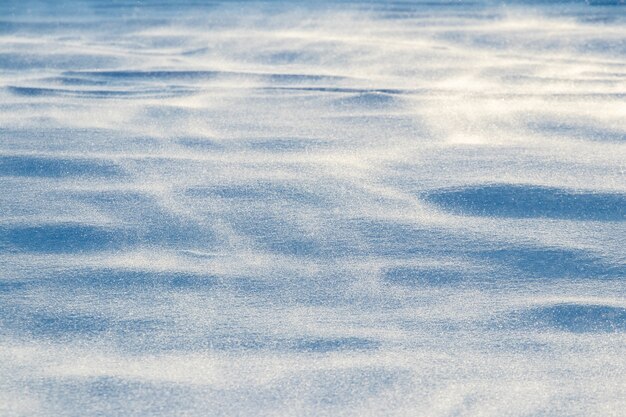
[{"left": 1, "top": 1, "right": 625, "bottom": 416}]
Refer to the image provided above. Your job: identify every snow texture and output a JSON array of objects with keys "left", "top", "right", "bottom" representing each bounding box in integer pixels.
[{"left": 1, "top": 0, "right": 625, "bottom": 416}]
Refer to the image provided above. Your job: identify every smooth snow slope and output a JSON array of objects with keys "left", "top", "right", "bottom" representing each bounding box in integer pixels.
[{"left": 1, "top": 1, "right": 625, "bottom": 416}]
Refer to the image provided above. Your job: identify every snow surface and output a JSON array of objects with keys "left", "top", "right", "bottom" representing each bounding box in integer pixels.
[{"left": 1, "top": 1, "right": 625, "bottom": 416}]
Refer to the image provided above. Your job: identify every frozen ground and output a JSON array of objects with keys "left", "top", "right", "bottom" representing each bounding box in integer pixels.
[{"left": 1, "top": 0, "right": 625, "bottom": 416}]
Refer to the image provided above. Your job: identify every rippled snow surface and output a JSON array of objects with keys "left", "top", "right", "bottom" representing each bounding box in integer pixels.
[{"left": 1, "top": 1, "right": 625, "bottom": 416}]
